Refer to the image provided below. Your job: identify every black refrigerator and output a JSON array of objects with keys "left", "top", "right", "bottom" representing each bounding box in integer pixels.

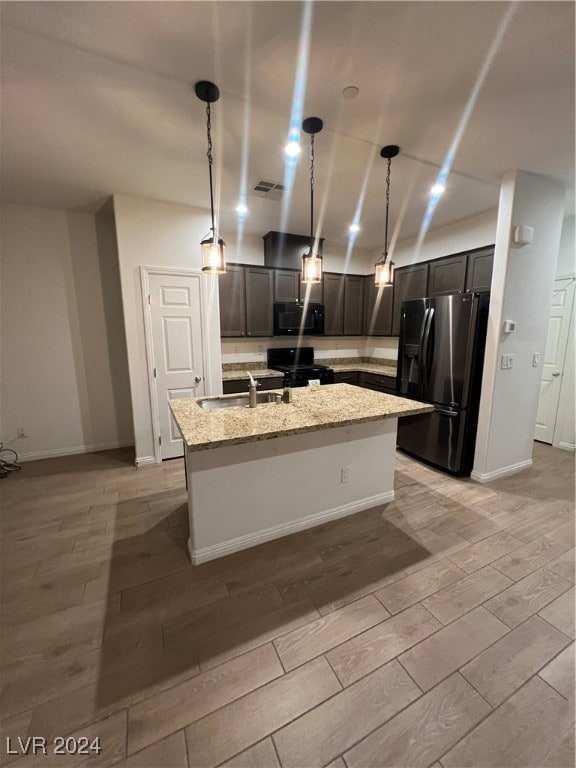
[{"left": 396, "top": 292, "right": 490, "bottom": 476}]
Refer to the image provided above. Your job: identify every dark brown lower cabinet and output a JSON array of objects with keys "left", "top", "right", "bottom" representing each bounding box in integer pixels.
[
  {"left": 333, "top": 371, "right": 360, "bottom": 385},
  {"left": 358, "top": 371, "right": 397, "bottom": 394}
]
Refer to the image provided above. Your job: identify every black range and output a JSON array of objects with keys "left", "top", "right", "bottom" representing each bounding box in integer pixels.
[{"left": 267, "top": 346, "right": 334, "bottom": 388}]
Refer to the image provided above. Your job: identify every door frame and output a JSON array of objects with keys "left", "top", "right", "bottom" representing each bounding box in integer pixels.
[
  {"left": 140, "top": 266, "right": 213, "bottom": 463},
  {"left": 551, "top": 273, "right": 576, "bottom": 450}
]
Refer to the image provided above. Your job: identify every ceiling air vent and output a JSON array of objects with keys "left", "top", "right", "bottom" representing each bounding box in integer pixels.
[{"left": 251, "top": 179, "right": 284, "bottom": 201}]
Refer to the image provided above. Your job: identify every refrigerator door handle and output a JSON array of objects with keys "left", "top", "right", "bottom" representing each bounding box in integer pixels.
[
  {"left": 422, "top": 307, "right": 434, "bottom": 390},
  {"left": 414, "top": 307, "right": 428, "bottom": 394},
  {"left": 434, "top": 406, "right": 459, "bottom": 417}
]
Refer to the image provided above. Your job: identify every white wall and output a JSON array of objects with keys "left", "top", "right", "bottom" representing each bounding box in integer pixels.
[
  {"left": 377, "top": 209, "right": 498, "bottom": 267},
  {"left": 0, "top": 204, "right": 133, "bottom": 459},
  {"left": 556, "top": 214, "right": 575, "bottom": 277},
  {"left": 472, "top": 171, "right": 566, "bottom": 482},
  {"left": 112, "top": 195, "right": 223, "bottom": 465}
]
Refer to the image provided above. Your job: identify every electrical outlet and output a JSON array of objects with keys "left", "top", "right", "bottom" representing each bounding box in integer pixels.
[
  {"left": 341, "top": 467, "right": 351, "bottom": 483},
  {"left": 533, "top": 353, "right": 541, "bottom": 367},
  {"left": 16, "top": 427, "right": 28, "bottom": 438},
  {"left": 501, "top": 354, "right": 514, "bottom": 370}
]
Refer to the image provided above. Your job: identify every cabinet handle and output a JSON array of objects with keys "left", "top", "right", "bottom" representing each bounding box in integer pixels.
[{"left": 194, "top": 376, "right": 202, "bottom": 384}]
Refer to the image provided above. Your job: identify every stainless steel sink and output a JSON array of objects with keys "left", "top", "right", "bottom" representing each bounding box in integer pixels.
[{"left": 198, "top": 392, "right": 280, "bottom": 410}]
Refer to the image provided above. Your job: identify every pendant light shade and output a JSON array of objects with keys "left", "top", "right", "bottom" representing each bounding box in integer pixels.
[
  {"left": 200, "top": 237, "right": 226, "bottom": 274},
  {"left": 195, "top": 80, "right": 226, "bottom": 275},
  {"left": 375, "top": 144, "right": 400, "bottom": 288},
  {"left": 301, "top": 117, "right": 324, "bottom": 285},
  {"left": 375, "top": 257, "right": 394, "bottom": 287}
]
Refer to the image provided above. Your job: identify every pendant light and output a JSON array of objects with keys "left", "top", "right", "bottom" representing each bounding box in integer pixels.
[
  {"left": 375, "top": 144, "right": 400, "bottom": 287},
  {"left": 195, "top": 80, "right": 226, "bottom": 274},
  {"left": 301, "top": 117, "right": 324, "bottom": 284}
]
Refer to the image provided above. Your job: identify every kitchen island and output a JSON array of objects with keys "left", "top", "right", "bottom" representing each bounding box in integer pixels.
[{"left": 170, "top": 384, "right": 432, "bottom": 564}]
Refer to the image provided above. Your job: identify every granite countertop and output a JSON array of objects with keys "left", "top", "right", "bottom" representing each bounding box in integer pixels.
[
  {"left": 222, "top": 368, "right": 281, "bottom": 381},
  {"left": 221, "top": 360, "right": 397, "bottom": 381},
  {"left": 331, "top": 363, "right": 397, "bottom": 377},
  {"left": 170, "top": 383, "right": 432, "bottom": 452}
]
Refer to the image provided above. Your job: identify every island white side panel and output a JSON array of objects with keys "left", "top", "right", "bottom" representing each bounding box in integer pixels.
[{"left": 186, "top": 419, "right": 397, "bottom": 563}]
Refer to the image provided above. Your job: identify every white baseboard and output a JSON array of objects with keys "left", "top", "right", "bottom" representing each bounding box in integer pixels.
[
  {"left": 557, "top": 441, "right": 576, "bottom": 452},
  {"left": 17, "top": 440, "right": 134, "bottom": 463},
  {"left": 188, "top": 490, "right": 395, "bottom": 564},
  {"left": 135, "top": 455, "right": 158, "bottom": 467},
  {"left": 471, "top": 459, "right": 533, "bottom": 484}
]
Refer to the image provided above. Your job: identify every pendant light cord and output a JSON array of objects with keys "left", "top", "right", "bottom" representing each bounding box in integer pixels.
[
  {"left": 384, "top": 156, "right": 391, "bottom": 261},
  {"left": 206, "top": 102, "right": 216, "bottom": 236},
  {"left": 309, "top": 134, "right": 315, "bottom": 250}
]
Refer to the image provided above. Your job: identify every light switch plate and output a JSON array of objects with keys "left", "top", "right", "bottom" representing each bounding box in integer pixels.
[
  {"left": 501, "top": 354, "right": 514, "bottom": 370},
  {"left": 533, "top": 353, "right": 541, "bottom": 367}
]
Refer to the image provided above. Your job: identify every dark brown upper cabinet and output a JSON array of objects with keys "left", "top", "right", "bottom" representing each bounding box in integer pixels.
[
  {"left": 323, "top": 273, "right": 365, "bottom": 336},
  {"left": 343, "top": 276, "right": 365, "bottom": 335},
  {"left": 300, "top": 277, "right": 323, "bottom": 304},
  {"left": 218, "top": 265, "right": 246, "bottom": 337},
  {"left": 245, "top": 267, "right": 274, "bottom": 336},
  {"left": 427, "top": 254, "right": 467, "bottom": 296},
  {"left": 465, "top": 247, "right": 494, "bottom": 292},
  {"left": 274, "top": 269, "right": 300, "bottom": 302},
  {"left": 392, "top": 264, "right": 429, "bottom": 335},
  {"left": 363, "top": 276, "right": 393, "bottom": 336},
  {"left": 323, "top": 273, "right": 345, "bottom": 335}
]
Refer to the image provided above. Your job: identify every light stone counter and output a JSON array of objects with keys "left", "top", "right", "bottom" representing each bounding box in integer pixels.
[
  {"left": 172, "top": 383, "right": 431, "bottom": 565},
  {"left": 331, "top": 363, "right": 397, "bottom": 378},
  {"left": 170, "top": 383, "right": 431, "bottom": 453},
  {"left": 221, "top": 368, "right": 281, "bottom": 381}
]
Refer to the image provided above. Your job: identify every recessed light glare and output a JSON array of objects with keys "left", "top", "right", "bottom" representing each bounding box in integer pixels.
[
  {"left": 284, "top": 140, "right": 301, "bottom": 158},
  {"left": 349, "top": 223, "right": 360, "bottom": 233},
  {"left": 431, "top": 183, "right": 446, "bottom": 196},
  {"left": 236, "top": 203, "right": 248, "bottom": 214}
]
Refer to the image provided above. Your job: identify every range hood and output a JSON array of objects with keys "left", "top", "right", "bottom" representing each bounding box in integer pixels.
[{"left": 263, "top": 231, "right": 324, "bottom": 270}]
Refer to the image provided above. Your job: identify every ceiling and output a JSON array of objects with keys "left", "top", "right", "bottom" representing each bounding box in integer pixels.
[{"left": 1, "top": 1, "right": 574, "bottom": 250}]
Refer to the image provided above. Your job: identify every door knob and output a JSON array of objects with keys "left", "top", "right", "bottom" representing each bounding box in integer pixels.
[
  {"left": 552, "top": 372, "right": 560, "bottom": 377},
  {"left": 194, "top": 376, "right": 202, "bottom": 383}
]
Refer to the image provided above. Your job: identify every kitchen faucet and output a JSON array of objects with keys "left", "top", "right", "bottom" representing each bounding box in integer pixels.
[{"left": 247, "top": 371, "right": 260, "bottom": 408}]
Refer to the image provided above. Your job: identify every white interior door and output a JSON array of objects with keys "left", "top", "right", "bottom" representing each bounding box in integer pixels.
[
  {"left": 534, "top": 277, "right": 575, "bottom": 443},
  {"left": 148, "top": 272, "right": 206, "bottom": 459}
]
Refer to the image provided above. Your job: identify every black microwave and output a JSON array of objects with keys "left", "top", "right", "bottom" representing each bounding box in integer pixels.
[{"left": 273, "top": 302, "right": 325, "bottom": 336}]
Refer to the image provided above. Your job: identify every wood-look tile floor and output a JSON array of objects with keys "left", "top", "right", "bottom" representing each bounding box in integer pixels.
[{"left": 1, "top": 442, "right": 574, "bottom": 767}]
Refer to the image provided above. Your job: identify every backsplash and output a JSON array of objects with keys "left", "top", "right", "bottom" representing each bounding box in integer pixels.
[{"left": 220, "top": 336, "right": 398, "bottom": 366}]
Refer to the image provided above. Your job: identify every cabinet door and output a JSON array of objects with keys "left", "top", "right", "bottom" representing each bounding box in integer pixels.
[
  {"left": 301, "top": 278, "right": 323, "bottom": 304},
  {"left": 466, "top": 247, "right": 494, "bottom": 292},
  {"left": 245, "top": 267, "right": 273, "bottom": 336},
  {"left": 274, "top": 269, "right": 300, "bottom": 302},
  {"left": 219, "top": 265, "right": 246, "bottom": 337},
  {"left": 392, "top": 264, "right": 429, "bottom": 335},
  {"left": 333, "top": 371, "right": 360, "bottom": 385},
  {"left": 323, "top": 273, "right": 345, "bottom": 335},
  {"left": 343, "top": 276, "right": 365, "bottom": 335},
  {"left": 364, "top": 276, "right": 393, "bottom": 335},
  {"left": 358, "top": 372, "right": 397, "bottom": 394},
  {"left": 258, "top": 376, "right": 284, "bottom": 391},
  {"left": 427, "top": 254, "right": 467, "bottom": 296}
]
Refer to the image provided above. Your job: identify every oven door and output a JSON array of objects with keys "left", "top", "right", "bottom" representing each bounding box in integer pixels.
[{"left": 301, "top": 304, "right": 325, "bottom": 335}]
